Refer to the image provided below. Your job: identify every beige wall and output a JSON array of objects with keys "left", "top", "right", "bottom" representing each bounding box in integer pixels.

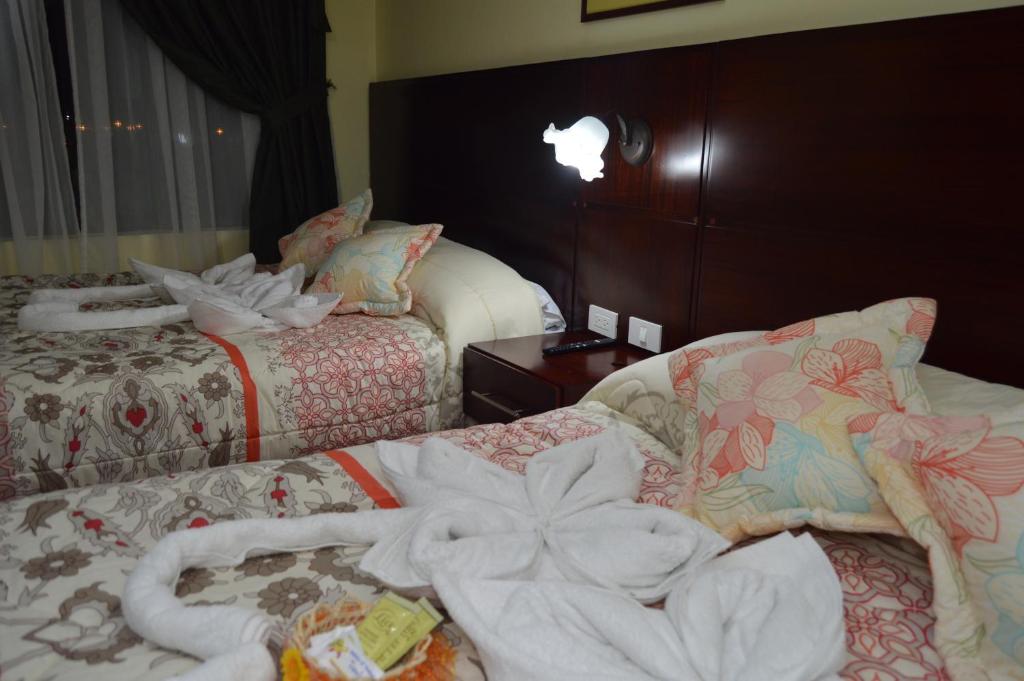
[
  {"left": 325, "top": 0, "right": 376, "bottom": 201},
  {"left": 374, "top": 0, "right": 1023, "bottom": 81}
]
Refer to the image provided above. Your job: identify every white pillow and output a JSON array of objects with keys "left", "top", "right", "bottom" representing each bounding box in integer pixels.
[
  {"left": 916, "top": 363, "right": 1024, "bottom": 416},
  {"left": 528, "top": 281, "right": 567, "bottom": 333}
]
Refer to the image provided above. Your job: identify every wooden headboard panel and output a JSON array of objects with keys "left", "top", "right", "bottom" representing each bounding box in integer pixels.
[
  {"left": 370, "top": 6, "right": 1024, "bottom": 387},
  {"left": 697, "top": 8, "right": 1024, "bottom": 386},
  {"left": 370, "top": 60, "right": 585, "bottom": 322}
]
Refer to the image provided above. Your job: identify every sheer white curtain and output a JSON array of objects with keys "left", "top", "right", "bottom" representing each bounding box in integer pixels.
[
  {"left": 0, "top": 0, "right": 78, "bottom": 275},
  {"left": 65, "top": 0, "right": 259, "bottom": 273}
]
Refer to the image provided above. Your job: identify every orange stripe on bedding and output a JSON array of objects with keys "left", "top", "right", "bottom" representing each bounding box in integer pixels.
[
  {"left": 324, "top": 450, "right": 402, "bottom": 509},
  {"left": 204, "top": 333, "right": 261, "bottom": 463}
]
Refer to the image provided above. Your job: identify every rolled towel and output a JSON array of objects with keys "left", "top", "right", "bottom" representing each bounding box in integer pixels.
[
  {"left": 18, "top": 302, "right": 189, "bottom": 332},
  {"left": 27, "top": 283, "right": 156, "bottom": 304},
  {"left": 123, "top": 512, "right": 412, "bottom": 681}
]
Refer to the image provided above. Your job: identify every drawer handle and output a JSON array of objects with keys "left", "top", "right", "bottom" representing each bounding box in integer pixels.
[{"left": 470, "top": 391, "right": 525, "bottom": 418}]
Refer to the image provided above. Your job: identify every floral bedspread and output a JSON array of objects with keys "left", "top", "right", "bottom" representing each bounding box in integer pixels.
[
  {"left": 0, "top": 405, "right": 946, "bottom": 680},
  {"left": 0, "top": 273, "right": 448, "bottom": 500}
]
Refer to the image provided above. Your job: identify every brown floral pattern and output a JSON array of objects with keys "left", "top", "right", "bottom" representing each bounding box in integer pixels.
[
  {"left": 0, "top": 272, "right": 449, "bottom": 500},
  {"left": 23, "top": 393, "right": 63, "bottom": 425},
  {"left": 20, "top": 548, "right": 92, "bottom": 580},
  {"left": 23, "top": 584, "right": 142, "bottom": 665},
  {"left": 310, "top": 546, "right": 383, "bottom": 588},
  {"left": 197, "top": 371, "right": 230, "bottom": 401},
  {"left": 256, "top": 577, "right": 321, "bottom": 617}
]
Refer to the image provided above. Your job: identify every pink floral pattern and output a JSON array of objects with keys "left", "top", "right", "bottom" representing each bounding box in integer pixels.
[
  {"left": 700, "top": 350, "right": 820, "bottom": 480},
  {"left": 864, "top": 412, "right": 1024, "bottom": 553},
  {"left": 802, "top": 338, "right": 897, "bottom": 411},
  {"left": 855, "top": 410, "right": 1024, "bottom": 677},
  {"left": 306, "top": 223, "right": 443, "bottom": 316},
  {"left": 815, "top": 532, "right": 948, "bottom": 680},
  {"left": 267, "top": 314, "right": 446, "bottom": 455},
  {"left": 278, "top": 189, "right": 373, "bottom": 272},
  {"left": 668, "top": 298, "right": 935, "bottom": 541}
]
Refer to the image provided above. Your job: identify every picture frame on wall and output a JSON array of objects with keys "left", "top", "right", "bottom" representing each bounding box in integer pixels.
[{"left": 581, "top": 0, "right": 716, "bottom": 22}]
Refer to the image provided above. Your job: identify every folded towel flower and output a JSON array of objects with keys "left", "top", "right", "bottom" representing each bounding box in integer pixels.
[
  {"left": 17, "top": 253, "right": 339, "bottom": 334},
  {"left": 364, "top": 432, "right": 729, "bottom": 602}
]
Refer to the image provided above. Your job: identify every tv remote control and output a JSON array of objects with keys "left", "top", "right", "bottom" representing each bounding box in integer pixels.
[{"left": 542, "top": 337, "right": 617, "bottom": 356}]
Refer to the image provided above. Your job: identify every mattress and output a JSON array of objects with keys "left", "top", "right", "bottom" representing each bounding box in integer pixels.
[
  {"left": 0, "top": 405, "right": 943, "bottom": 680},
  {"left": 0, "top": 243, "right": 544, "bottom": 501}
]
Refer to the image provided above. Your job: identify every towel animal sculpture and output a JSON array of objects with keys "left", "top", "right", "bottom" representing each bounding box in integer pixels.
[
  {"left": 121, "top": 432, "right": 845, "bottom": 681},
  {"left": 16, "top": 253, "right": 339, "bottom": 334}
]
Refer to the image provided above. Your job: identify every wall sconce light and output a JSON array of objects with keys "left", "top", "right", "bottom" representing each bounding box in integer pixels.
[{"left": 543, "top": 114, "right": 653, "bottom": 181}]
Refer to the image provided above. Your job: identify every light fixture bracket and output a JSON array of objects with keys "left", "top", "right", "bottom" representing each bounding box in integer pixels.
[{"left": 616, "top": 114, "right": 653, "bottom": 166}]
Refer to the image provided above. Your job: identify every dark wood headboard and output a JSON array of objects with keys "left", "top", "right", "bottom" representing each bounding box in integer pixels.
[{"left": 371, "top": 6, "right": 1024, "bottom": 387}]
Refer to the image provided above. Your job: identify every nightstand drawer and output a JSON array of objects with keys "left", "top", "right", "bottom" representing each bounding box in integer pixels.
[{"left": 464, "top": 348, "right": 558, "bottom": 423}]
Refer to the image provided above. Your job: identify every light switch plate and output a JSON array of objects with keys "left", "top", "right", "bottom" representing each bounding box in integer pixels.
[
  {"left": 628, "top": 316, "right": 662, "bottom": 353},
  {"left": 587, "top": 304, "right": 618, "bottom": 339}
]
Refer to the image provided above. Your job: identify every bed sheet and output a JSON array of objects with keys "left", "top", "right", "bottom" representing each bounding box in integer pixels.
[
  {"left": 0, "top": 273, "right": 447, "bottom": 500},
  {"left": 0, "top": 405, "right": 945, "bottom": 679}
]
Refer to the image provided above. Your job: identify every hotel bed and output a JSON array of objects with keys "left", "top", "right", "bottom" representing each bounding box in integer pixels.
[
  {"left": 0, "top": 234, "right": 545, "bottom": 501},
  {"left": 1, "top": 325, "right": 1021, "bottom": 680}
]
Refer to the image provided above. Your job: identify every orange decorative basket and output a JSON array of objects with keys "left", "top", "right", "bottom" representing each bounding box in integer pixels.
[{"left": 281, "top": 598, "right": 457, "bottom": 681}]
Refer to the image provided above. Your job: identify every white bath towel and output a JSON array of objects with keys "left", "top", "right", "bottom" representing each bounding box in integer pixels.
[
  {"left": 17, "top": 255, "right": 339, "bottom": 334},
  {"left": 27, "top": 283, "right": 155, "bottom": 303},
  {"left": 17, "top": 301, "right": 190, "bottom": 331},
  {"left": 433, "top": 532, "right": 846, "bottom": 681}
]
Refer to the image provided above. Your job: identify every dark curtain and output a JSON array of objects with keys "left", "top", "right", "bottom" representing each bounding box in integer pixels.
[{"left": 120, "top": 0, "right": 338, "bottom": 263}]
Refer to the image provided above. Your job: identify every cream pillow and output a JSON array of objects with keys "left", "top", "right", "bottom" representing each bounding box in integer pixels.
[{"left": 306, "top": 224, "right": 443, "bottom": 316}]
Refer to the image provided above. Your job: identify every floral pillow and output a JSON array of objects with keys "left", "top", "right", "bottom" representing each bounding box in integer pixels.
[
  {"left": 853, "top": 409, "right": 1024, "bottom": 679},
  {"left": 306, "top": 224, "right": 443, "bottom": 316},
  {"left": 668, "top": 298, "right": 935, "bottom": 540},
  {"left": 278, "top": 189, "right": 373, "bottom": 273}
]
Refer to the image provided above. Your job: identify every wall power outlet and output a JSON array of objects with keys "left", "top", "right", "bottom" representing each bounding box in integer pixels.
[
  {"left": 628, "top": 316, "right": 662, "bottom": 353},
  {"left": 587, "top": 304, "right": 618, "bottom": 339}
]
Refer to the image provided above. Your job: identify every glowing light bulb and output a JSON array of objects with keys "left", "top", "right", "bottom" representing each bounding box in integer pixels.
[
  {"left": 542, "top": 116, "right": 609, "bottom": 182},
  {"left": 215, "top": 127, "right": 224, "bottom": 136}
]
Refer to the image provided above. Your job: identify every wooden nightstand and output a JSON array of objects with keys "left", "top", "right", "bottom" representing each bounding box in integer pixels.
[{"left": 463, "top": 331, "right": 655, "bottom": 424}]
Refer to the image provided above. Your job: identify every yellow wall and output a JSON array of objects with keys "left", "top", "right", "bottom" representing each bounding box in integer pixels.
[
  {"left": 326, "top": 0, "right": 376, "bottom": 202},
  {"left": 374, "top": 0, "right": 1023, "bottom": 81}
]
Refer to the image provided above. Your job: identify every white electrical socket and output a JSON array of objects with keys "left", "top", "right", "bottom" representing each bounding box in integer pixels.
[
  {"left": 587, "top": 304, "right": 618, "bottom": 339},
  {"left": 628, "top": 316, "right": 662, "bottom": 353}
]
